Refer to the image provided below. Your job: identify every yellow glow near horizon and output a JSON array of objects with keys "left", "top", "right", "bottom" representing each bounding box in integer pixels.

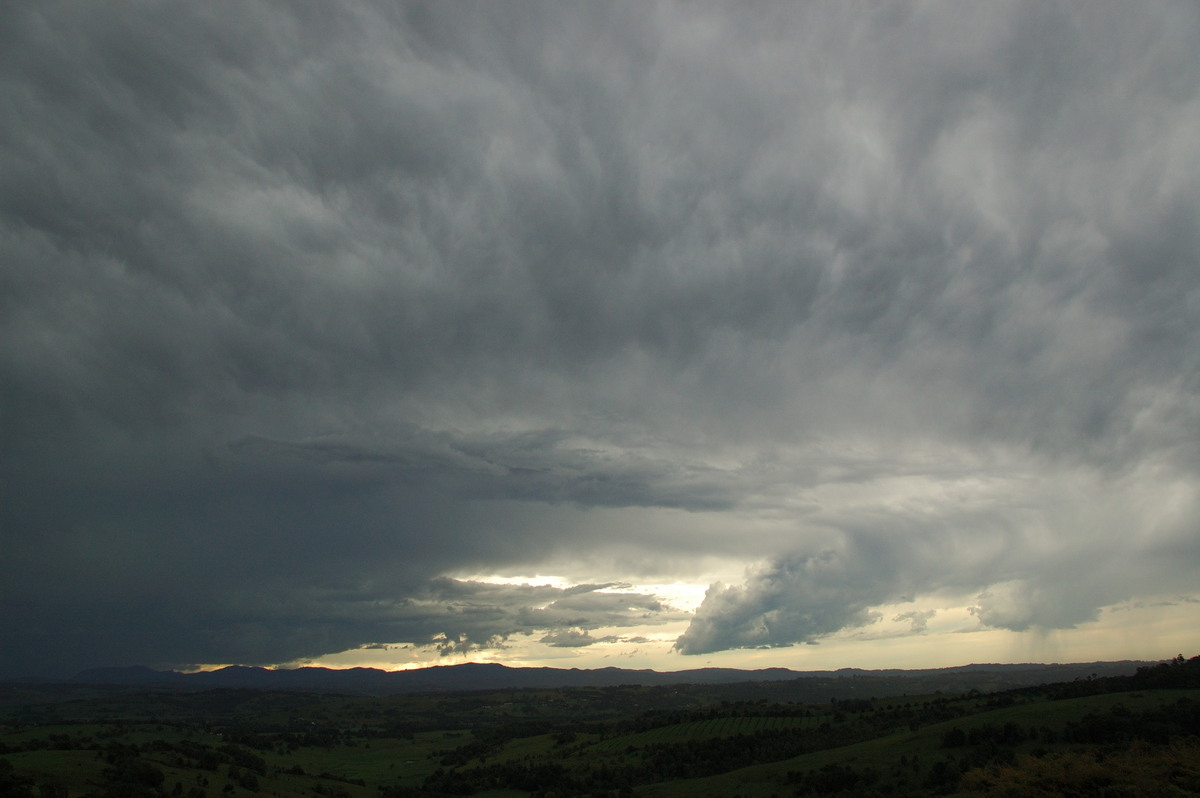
[{"left": 242, "top": 592, "right": 1200, "bottom": 675}]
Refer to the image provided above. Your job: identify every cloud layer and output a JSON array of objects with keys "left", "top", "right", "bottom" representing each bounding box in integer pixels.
[{"left": 2, "top": 1, "right": 1199, "bottom": 677}]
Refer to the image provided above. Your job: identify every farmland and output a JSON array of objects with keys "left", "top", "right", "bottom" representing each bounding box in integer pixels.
[{"left": 2, "top": 655, "right": 1198, "bottom": 797}]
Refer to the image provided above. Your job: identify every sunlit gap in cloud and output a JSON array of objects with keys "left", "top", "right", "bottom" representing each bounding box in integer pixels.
[
  {"left": 441, "top": 572, "right": 713, "bottom": 615},
  {"left": 262, "top": 590, "right": 1200, "bottom": 675},
  {"left": 258, "top": 574, "right": 709, "bottom": 673},
  {"left": 170, "top": 590, "right": 1200, "bottom": 676}
]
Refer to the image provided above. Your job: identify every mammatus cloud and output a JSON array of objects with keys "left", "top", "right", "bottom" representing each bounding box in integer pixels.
[{"left": 2, "top": 1, "right": 1199, "bottom": 676}]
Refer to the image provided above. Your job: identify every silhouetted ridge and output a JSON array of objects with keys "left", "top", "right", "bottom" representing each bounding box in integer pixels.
[{"left": 65, "top": 659, "right": 1155, "bottom": 695}]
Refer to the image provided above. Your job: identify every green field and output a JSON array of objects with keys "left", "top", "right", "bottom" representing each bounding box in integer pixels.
[
  {"left": 635, "top": 689, "right": 1200, "bottom": 797},
  {"left": 3, "top": 656, "right": 1198, "bottom": 797},
  {"left": 589, "top": 714, "right": 818, "bottom": 753}
]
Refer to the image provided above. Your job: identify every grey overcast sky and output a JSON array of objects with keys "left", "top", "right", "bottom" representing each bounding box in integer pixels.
[{"left": 3, "top": 1, "right": 1199, "bottom": 679}]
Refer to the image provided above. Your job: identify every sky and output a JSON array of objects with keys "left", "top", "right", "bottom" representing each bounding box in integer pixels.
[{"left": 2, "top": 1, "right": 1199, "bottom": 680}]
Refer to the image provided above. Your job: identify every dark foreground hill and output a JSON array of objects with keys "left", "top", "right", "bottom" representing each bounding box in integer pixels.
[{"left": 63, "top": 658, "right": 1151, "bottom": 696}]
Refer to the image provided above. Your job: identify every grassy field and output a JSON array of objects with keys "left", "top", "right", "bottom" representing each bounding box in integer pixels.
[
  {"left": 634, "top": 689, "right": 1200, "bottom": 797},
  {"left": 3, "top": 660, "right": 1198, "bottom": 797},
  {"left": 588, "top": 714, "right": 818, "bottom": 753}
]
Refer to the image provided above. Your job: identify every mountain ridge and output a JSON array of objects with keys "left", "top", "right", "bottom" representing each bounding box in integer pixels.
[{"left": 54, "top": 659, "right": 1155, "bottom": 695}]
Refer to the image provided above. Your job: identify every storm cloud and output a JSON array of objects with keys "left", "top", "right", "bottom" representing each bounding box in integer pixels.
[{"left": 2, "top": 1, "right": 1198, "bottom": 677}]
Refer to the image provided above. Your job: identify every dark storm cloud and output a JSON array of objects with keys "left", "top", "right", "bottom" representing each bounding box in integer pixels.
[
  {"left": 227, "top": 430, "right": 739, "bottom": 510},
  {"left": 308, "top": 579, "right": 682, "bottom": 656},
  {"left": 2, "top": 1, "right": 1199, "bottom": 676},
  {"left": 676, "top": 458, "right": 1200, "bottom": 654}
]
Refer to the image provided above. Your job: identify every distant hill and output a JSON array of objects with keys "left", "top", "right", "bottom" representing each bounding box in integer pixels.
[{"left": 60, "top": 659, "right": 1154, "bottom": 696}]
